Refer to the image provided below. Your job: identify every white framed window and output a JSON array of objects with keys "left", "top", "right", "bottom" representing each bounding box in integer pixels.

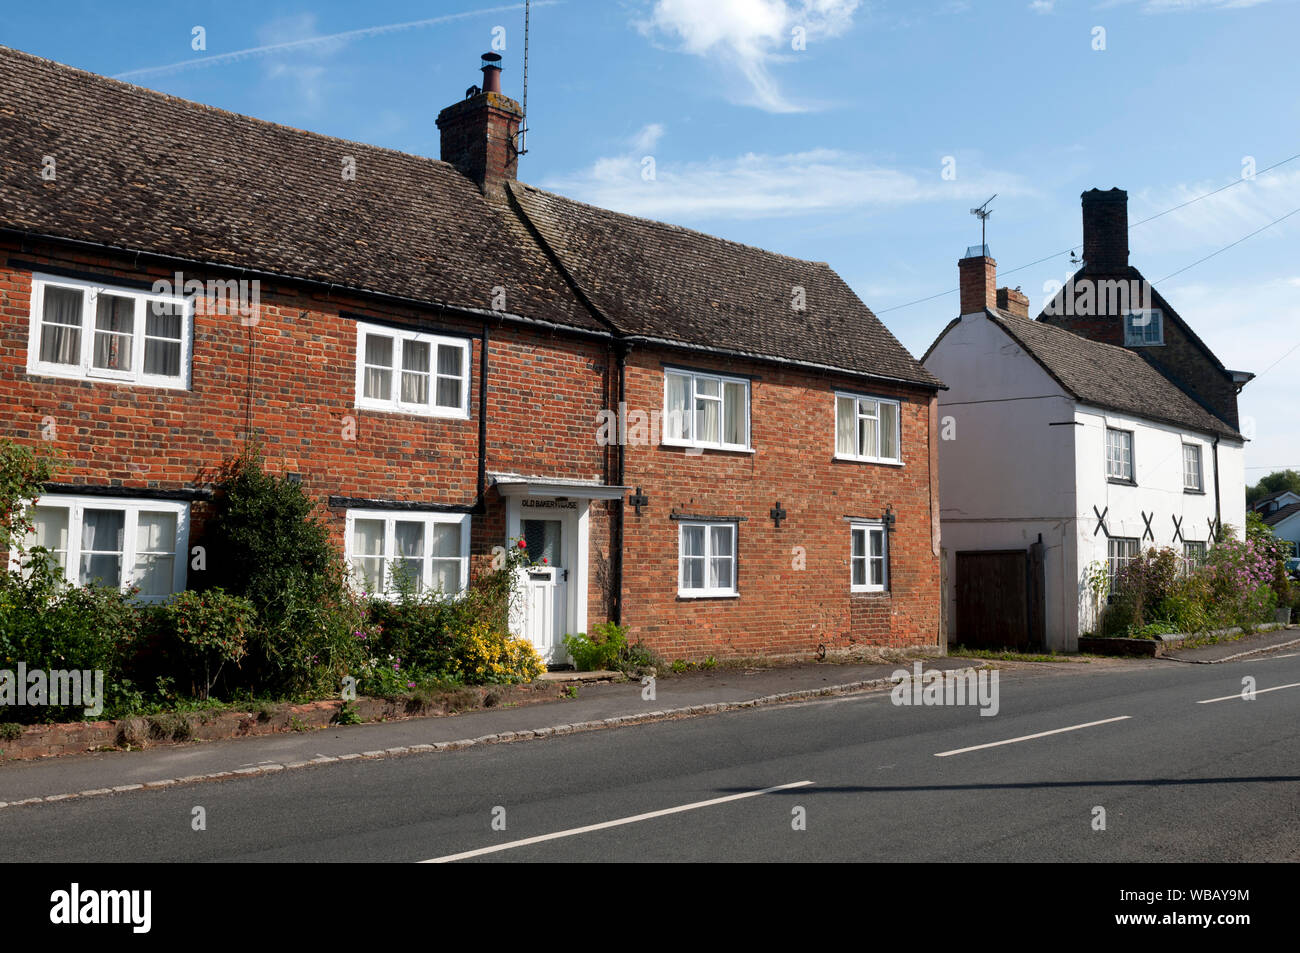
[
  {"left": 835, "top": 392, "right": 901, "bottom": 464},
  {"left": 344, "top": 510, "right": 470, "bottom": 599},
  {"left": 354, "top": 321, "right": 471, "bottom": 418},
  {"left": 1182, "top": 443, "right": 1203, "bottom": 492},
  {"left": 662, "top": 368, "right": 750, "bottom": 451},
  {"left": 26, "top": 274, "right": 192, "bottom": 389},
  {"left": 1105, "top": 427, "right": 1134, "bottom": 482},
  {"left": 1124, "top": 310, "right": 1163, "bottom": 346},
  {"left": 12, "top": 496, "right": 189, "bottom": 601},
  {"left": 850, "top": 522, "right": 888, "bottom": 592},
  {"left": 1108, "top": 537, "right": 1140, "bottom": 584},
  {"left": 677, "top": 521, "right": 737, "bottom": 597},
  {"left": 1182, "top": 540, "right": 1207, "bottom": 576}
]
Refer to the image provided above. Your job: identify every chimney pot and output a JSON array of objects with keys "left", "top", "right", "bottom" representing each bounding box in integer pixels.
[
  {"left": 480, "top": 51, "right": 503, "bottom": 94},
  {"left": 1081, "top": 187, "right": 1129, "bottom": 272}
]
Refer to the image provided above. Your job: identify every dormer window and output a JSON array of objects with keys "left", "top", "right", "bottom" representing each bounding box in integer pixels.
[{"left": 1124, "top": 310, "right": 1163, "bottom": 346}]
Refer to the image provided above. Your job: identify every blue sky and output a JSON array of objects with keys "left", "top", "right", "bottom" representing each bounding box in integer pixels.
[{"left": 4, "top": 0, "right": 1297, "bottom": 486}]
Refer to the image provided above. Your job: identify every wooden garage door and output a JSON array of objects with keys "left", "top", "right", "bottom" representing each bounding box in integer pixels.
[{"left": 955, "top": 550, "right": 1030, "bottom": 651}]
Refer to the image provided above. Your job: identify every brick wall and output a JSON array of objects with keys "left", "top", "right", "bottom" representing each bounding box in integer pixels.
[{"left": 619, "top": 350, "right": 941, "bottom": 660}]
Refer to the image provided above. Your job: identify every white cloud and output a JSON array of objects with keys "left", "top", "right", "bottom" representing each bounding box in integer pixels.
[
  {"left": 1129, "top": 167, "right": 1300, "bottom": 260},
  {"left": 636, "top": 0, "right": 860, "bottom": 113},
  {"left": 1028, "top": 0, "right": 1056, "bottom": 13},
  {"left": 544, "top": 143, "right": 1031, "bottom": 222},
  {"left": 631, "top": 123, "right": 666, "bottom": 154}
]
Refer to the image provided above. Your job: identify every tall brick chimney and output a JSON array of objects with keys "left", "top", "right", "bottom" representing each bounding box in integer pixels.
[
  {"left": 1081, "top": 187, "right": 1128, "bottom": 272},
  {"left": 958, "top": 247, "right": 997, "bottom": 315},
  {"left": 436, "top": 52, "right": 523, "bottom": 195}
]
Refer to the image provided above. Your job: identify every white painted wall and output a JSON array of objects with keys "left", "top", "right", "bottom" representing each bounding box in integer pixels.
[
  {"left": 925, "top": 310, "right": 1248, "bottom": 651},
  {"left": 924, "top": 312, "right": 1079, "bottom": 650}
]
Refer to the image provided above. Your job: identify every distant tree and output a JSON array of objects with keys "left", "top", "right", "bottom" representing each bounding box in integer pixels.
[{"left": 1246, "top": 469, "right": 1300, "bottom": 508}]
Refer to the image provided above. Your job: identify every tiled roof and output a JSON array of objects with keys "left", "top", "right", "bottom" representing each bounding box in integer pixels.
[
  {"left": 506, "top": 182, "right": 940, "bottom": 387},
  {"left": 987, "top": 309, "right": 1241, "bottom": 439},
  {"left": 1263, "top": 502, "right": 1300, "bottom": 527},
  {"left": 0, "top": 46, "right": 604, "bottom": 332},
  {"left": 0, "top": 45, "right": 939, "bottom": 389}
]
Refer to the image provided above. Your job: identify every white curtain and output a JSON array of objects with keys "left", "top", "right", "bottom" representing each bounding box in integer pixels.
[
  {"left": 79, "top": 509, "right": 124, "bottom": 588},
  {"left": 431, "top": 522, "right": 462, "bottom": 594},
  {"left": 723, "top": 381, "right": 746, "bottom": 445},
  {"left": 93, "top": 294, "right": 135, "bottom": 370},
  {"left": 708, "top": 525, "right": 733, "bottom": 589},
  {"left": 435, "top": 343, "right": 462, "bottom": 408},
  {"left": 132, "top": 511, "right": 176, "bottom": 596},
  {"left": 363, "top": 335, "right": 393, "bottom": 400},
  {"left": 401, "top": 340, "right": 430, "bottom": 404},
  {"left": 40, "top": 286, "right": 83, "bottom": 365},
  {"left": 695, "top": 378, "right": 720, "bottom": 444},
  {"left": 836, "top": 396, "right": 855, "bottom": 455},
  {"left": 665, "top": 372, "right": 690, "bottom": 441},
  {"left": 27, "top": 506, "right": 69, "bottom": 574},
  {"left": 144, "top": 302, "right": 183, "bottom": 376},
  {"left": 351, "top": 519, "right": 385, "bottom": 593},
  {"left": 392, "top": 520, "right": 425, "bottom": 592},
  {"left": 879, "top": 402, "right": 898, "bottom": 460},
  {"left": 681, "top": 524, "right": 705, "bottom": 589}
]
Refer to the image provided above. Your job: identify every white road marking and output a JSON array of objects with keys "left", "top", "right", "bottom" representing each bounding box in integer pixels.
[
  {"left": 420, "top": 780, "right": 814, "bottom": 863},
  {"left": 933, "top": 716, "right": 1131, "bottom": 757},
  {"left": 1196, "top": 681, "right": 1300, "bottom": 704}
]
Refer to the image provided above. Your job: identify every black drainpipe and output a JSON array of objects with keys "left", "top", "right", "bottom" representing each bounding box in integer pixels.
[
  {"left": 475, "top": 322, "right": 489, "bottom": 513},
  {"left": 613, "top": 342, "right": 629, "bottom": 625}
]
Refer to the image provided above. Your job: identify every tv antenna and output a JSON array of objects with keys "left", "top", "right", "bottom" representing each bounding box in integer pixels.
[
  {"left": 516, "top": 0, "right": 530, "bottom": 156},
  {"left": 970, "top": 194, "right": 996, "bottom": 252}
]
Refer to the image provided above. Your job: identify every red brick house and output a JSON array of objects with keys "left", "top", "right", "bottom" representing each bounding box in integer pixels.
[{"left": 0, "top": 47, "right": 944, "bottom": 662}]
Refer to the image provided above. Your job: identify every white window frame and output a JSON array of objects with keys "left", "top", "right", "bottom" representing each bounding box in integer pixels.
[
  {"left": 9, "top": 496, "right": 190, "bottom": 602},
  {"left": 343, "top": 509, "right": 471, "bottom": 600},
  {"left": 1182, "top": 443, "right": 1204, "bottom": 492},
  {"left": 1105, "top": 427, "right": 1134, "bottom": 482},
  {"left": 834, "top": 391, "right": 903, "bottom": 465},
  {"left": 1123, "top": 310, "right": 1164, "bottom": 347},
  {"left": 1108, "top": 536, "right": 1141, "bottom": 584},
  {"left": 661, "top": 368, "right": 751, "bottom": 452},
  {"left": 850, "top": 522, "right": 888, "bottom": 593},
  {"left": 26, "top": 273, "right": 193, "bottom": 389},
  {"left": 677, "top": 521, "right": 738, "bottom": 598},
  {"left": 1182, "top": 540, "right": 1207, "bottom": 576},
  {"left": 354, "top": 320, "right": 471, "bottom": 419}
]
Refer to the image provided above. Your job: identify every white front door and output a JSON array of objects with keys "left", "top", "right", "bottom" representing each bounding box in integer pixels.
[
  {"left": 521, "top": 563, "right": 567, "bottom": 664},
  {"left": 508, "top": 504, "right": 585, "bottom": 665}
]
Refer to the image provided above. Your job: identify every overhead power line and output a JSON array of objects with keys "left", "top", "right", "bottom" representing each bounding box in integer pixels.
[{"left": 876, "top": 150, "right": 1300, "bottom": 316}]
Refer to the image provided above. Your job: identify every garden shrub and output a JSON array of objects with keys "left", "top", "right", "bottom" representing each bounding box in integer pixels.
[
  {"left": 564, "top": 621, "right": 629, "bottom": 672},
  {"left": 154, "top": 588, "right": 256, "bottom": 699},
  {"left": 447, "top": 620, "right": 545, "bottom": 684}
]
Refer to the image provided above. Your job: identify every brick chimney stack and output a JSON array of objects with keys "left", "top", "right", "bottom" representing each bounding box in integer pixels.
[
  {"left": 1081, "top": 188, "right": 1129, "bottom": 272},
  {"left": 958, "top": 248, "right": 997, "bottom": 315},
  {"left": 436, "top": 52, "right": 523, "bottom": 196},
  {"left": 996, "top": 286, "right": 1029, "bottom": 318}
]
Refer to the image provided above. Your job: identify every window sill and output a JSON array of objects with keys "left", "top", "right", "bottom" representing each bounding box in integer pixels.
[
  {"left": 660, "top": 442, "right": 755, "bottom": 455},
  {"left": 833, "top": 455, "right": 903, "bottom": 467},
  {"left": 27, "top": 366, "right": 190, "bottom": 391},
  {"left": 850, "top": 587, "right": 889, "bottom": 595},
  {"left": 1106, "top": 477, "right": 1137, "bottom": 487},
  {"left": 676, "top": 591, "right": 739, "bottom": 600},
  {"left": 354, "top": 401, "right": 471, "bottom": 421},
  {"left": 1183, "top": 487, "right": 1206, "bottom": 495}
]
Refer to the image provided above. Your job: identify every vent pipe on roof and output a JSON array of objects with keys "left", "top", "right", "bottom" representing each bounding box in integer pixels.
[{"left": 481, "top": 52, "right": 502, "bottom": 93}]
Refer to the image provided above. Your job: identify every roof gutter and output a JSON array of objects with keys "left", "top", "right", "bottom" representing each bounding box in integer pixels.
[
  {"left": 3, "top": 227, "right": 614, "bottom": 342},
  {"left": 620, "top": 333, "right": 946, "bottom": 392}
]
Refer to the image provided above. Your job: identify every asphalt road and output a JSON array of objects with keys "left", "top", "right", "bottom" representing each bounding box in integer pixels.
[{"left": 3, "top": 651, "right": 1298, "bottom": 862}]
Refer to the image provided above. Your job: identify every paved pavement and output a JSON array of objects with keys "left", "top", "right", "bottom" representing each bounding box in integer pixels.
[
  {"left": 1160, "top": 625, "right": 1300, "bottom": 664},
  {"left": 3, "top": 645, "right": 1296, "bottom": 862},
  {"left": 0, "top": 655, "right": 985, "bottom": 803}
]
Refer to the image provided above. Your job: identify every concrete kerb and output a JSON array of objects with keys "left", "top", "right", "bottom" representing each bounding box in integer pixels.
[{"left": 0, "top": 668, "right": 973, "bottom": 811}]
